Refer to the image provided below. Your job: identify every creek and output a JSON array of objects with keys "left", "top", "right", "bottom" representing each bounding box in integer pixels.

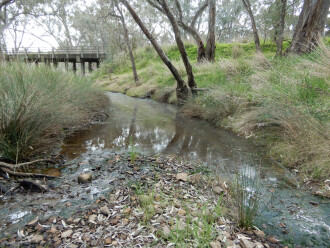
[{"left": 0, "top": 92, "right": 329, "bottom": 247}]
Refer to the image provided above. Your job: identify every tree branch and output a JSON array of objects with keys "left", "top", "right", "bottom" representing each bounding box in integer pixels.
[
  {"left": 190, "top": 0, "right": 208, "bottom": 28},
  {"left": 146, "top": 0, "right": 165, "bottom": 14},
  {"left": 0, "top": 0, "right": 14, "bottom": 11}
]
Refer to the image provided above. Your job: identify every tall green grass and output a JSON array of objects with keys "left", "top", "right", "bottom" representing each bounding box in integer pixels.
[{"left": 0, "top": 62, "right": 105, "bottom": 162}]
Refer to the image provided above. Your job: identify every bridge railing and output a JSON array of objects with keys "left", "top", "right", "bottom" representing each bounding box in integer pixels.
[{"left": 3, "top": 46, "right": 108, "bottom": 56}]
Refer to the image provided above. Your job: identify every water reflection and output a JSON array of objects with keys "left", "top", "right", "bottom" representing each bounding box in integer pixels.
[{"left": 62, "top": 93, "right": 265, "bottom": 173}]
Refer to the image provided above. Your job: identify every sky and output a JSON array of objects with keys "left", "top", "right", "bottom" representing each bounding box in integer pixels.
[{"left": 4, "top": 0, "right": 95, "bottom": 52}]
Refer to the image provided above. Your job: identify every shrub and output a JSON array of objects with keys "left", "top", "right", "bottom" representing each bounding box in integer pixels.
[{"left": 0, "top": 62, "right": 105, "bottom": 162}]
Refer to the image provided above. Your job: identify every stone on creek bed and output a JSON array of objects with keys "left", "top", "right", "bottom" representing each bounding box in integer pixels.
[{"left": 78, "top": 173, "right": 92, "bottom": 184}]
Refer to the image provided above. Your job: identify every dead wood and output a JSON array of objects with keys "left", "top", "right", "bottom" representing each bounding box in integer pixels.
[
  {"left": 0, "top": 159, "right": 54, "bottom": 170},
  {"left": 0, "top": 167, "right": 57, "bottom": 179}
]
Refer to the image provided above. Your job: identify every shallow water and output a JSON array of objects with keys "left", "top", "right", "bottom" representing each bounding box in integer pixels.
[
  {"left": 60, "top": 92, "right": 329, "bottom": 247},
  {"left": 1, "top": 92, "right": 329, "bottom": 247}
]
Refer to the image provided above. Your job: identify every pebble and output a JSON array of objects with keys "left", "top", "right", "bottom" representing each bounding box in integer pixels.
[
  {"left": 78, "top": 173, "right": 92, "bottom": 184},
  {"left": 30, "top": 235, "right": 43, "bottom": 244},
  {"left": 100, "top": 206, "right": 111, "bottom": 216},
  {"left": 123, "top": 207, "right": 132, "bottom": 214},
  {"left": 267, "top": 236, "right": 279, "bottom": 244},
  {"left": 176, "top": 173, "right": 188, "bottom": 182},
  {"left": 210, "top": 241, "right": 222, "bottom": 248},
  {"left": 240, "top": 238, "right": 255, "bottom": 248},
  {"left": 48, "top": 225, "right": 57, "bottom": 234},
  {"left": 162, "top": 225, "right": 171, "bottom": 237},
  {"left": 61, "top": 229, "right": 73, "bottom": 238},
  {"left": 27, "top": 218, "right": 38, "bottom": 226},
  {"left": 82, "top": 234, "right": 91, "bottom": 242},
  {"left": 105, "top": 238, "right": 112, "bottom": 244},
  {"left": 254, "top": 230, "right": 265, "bottom": 238},
  {"left": 178, "top": 209, "right": 186, "bottom": 216},
  {"left": 213, "top": 186, "right": 224, "bottom": 195}
]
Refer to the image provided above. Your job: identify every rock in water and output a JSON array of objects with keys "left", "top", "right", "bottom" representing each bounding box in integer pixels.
[{"left": 78, "top": 173, "right": 92, "bottom": 184}]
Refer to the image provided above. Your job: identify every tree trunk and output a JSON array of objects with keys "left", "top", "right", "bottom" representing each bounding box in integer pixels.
[
  {"left": 116, "top": 5, "right": 139, "bottom": 83},
  {"left": 205, "top": 0, "right": 216, "bottom": 61},
  {"left": 120, "top": 0, "right": 190, "bottom": 103},
  {"left": 159, "top": 0, "right": 196, "bottom": 89},
  {"left": 178, "top": 21, "right": 206, "bottom": 62},
  {"left": 285, "top": 0, "right": 330, "bottom": 54},
  {"left": 276, "top": 0, "right": 287, "bottom": 56},
  {"left": 242, "top": 0, "right": 261, "bottom": 52}
]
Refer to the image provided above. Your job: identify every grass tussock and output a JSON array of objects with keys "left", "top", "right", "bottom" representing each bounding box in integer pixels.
[
  {"left": 0, "top": 62, "right": 106, "bottom": 162},
  {"left": 97, "top": 41, "right": 329, "bottom": 183}
]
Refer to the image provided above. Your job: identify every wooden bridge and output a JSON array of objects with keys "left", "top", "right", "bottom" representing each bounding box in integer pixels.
[{"left": 2, "top": 47, "right": 107, "bottom": 75}]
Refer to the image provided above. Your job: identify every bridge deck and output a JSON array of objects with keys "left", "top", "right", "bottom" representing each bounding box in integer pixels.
[
  {"left": 2, "top": 47, "right": 107, "bottom": 74},
  {"left": 3, "top": 47, "right": 107, "bottom": 63}
]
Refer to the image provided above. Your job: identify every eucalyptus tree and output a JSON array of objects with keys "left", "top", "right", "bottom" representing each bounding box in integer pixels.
[
  {"left": 0, "top": 0, "right": 41, "bottom": 54},
  {"left": 216, "top": 0, "right": 245, "bottom": 42},
  {"left": 286, "top": 0, "right": 329, "bottom": 54},
  {"left": 35, "top": 0, "right": 78, "bottom": 47},
  {"left": 120, "top": 0, "right": 192, "bottom": 103},
  {"left": 103, "top": 0, "right": 139, "bottom": 83},
  {"left": 205, "top": 0, "right": 216, "bottom": 61},
  {"left": 144, "top": 0, "right": 196, "bottom": 88},
  {"left": 148, "top": 0, "right": 208, "bottom": 61},
  {"left": 275, "top": 0, "right": 287, "bottom": 56},
  {"left": 241, "top": 0, "right": 261, "bottom": 51}
]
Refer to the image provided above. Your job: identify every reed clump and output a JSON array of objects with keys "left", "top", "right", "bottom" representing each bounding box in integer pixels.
[{"left": 0, "top": 62, "right": 106, "bottom": 162}]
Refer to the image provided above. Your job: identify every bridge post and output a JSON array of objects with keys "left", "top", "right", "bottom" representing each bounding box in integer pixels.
[
  {"left": 51, "top": 48, "right": 58, "bottom": 68},
  {"left": 25, "top": 48, "right": 28, "bottom": 62},
  {"left": 65, "top": 47, "right": 69, "bottom": 72},
  {"left": 88, "top": 62, "right": 93, "bottom": 73},
  {"left": 81, "top": 60, "right": 85, "bottom": 75},
  {"left": 73, "top": 61, "right": 77, "bottom": 73},
  {"left": 37, "top": 48, "right": 41, "bottom": 65}
]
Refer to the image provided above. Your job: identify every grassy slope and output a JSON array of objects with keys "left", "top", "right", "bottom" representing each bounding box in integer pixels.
[
  {"left": 95, "top": 40, "right": 329, "bottom": 190},
  {"left": 0, "top": 62, "right": 107, "bottom": 162}
]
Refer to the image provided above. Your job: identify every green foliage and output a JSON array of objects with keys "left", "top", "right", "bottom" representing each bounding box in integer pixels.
[
  {"left": 231, "top": 168, "right": 260, "bottom": 229},
  {"left": 128, "top": 137, "right": 138, "bottom": 163},
  {"left": 164, "top": 198, "right": 223, "bottom": 248},
  {"left": 0, "top": 62, "right": 104, "bottom": 162}
]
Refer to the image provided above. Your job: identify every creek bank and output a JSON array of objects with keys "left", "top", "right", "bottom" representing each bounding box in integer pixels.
[
  {"left": 0, "top": 152, "right": 281, "bottom": 248},
  {"left": 100, "top": 85, "right": 329, "bottom": 198}
]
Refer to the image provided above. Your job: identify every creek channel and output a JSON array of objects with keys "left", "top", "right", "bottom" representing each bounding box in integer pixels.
[{"left": 1, "top": 92, "right": 329, "bottom": 247}]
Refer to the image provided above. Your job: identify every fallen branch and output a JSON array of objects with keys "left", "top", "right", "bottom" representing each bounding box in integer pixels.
[
  {"left": 0, "top": 159, "right": 54, "bottom": 170},
  {"left": 191, "top": 88, "right": 210, "bottom": 92},
  {"left": 0, "top": 167, "right": 57, "bottom": 179}
]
